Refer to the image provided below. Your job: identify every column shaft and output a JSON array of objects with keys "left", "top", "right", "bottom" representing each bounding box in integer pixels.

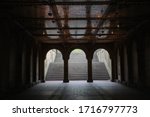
[
  {"left": 87, "top": 58, "right": 93, "bottom": 82},
  {"left": 63, "top": 58, "right": 69, "bottom": 83}
]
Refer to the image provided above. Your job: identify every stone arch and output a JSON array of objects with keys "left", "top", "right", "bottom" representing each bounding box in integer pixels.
[
  {"left": 44, "top": 49, "right": 64, "bottom": 81},
  {"left": 92, "top": 48, "right": 112, "bottom": 80},
  {"left": 69, "top": 49, "right": 86, "bottom": 58},
  {"left": 39, "top": 44, "right": 66, "bottom": 82},
  {"left": 68, "top": 48, "right": 88, "bottom": 80},
  {"left": 68, "top": 46, "right": 88, "bottom": 60},
  {"left": 43, "top": 47, "right": 64, "bottom": 60},
  {"left": 91, "top": 45, "right": 113, "bottom": 60}
]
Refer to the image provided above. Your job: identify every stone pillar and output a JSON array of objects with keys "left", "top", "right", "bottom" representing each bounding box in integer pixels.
[
  {"left": 29, "top": 46, "right": 34, "bottom": 84},
  {"left": 40, "top": 56, "right": 45, "bottom": 83},
  {"left": 39, "top": 45, "right": 45, "bottom": 83},
  {"left": 137, "top": 41, "right": 145, "bottom": 87},
  {"left": 32, "top": 46, "right": 37, "bottom": 83},
  {"left": 36, "top": 47, "right": 40, "bottom": 82},
  {"left": 117, "top": 49, "right": 121, "bottom": 82},
  {"left": 111, "top": 57, "right": 117, "bottom": 82},
  {"left": 110, "top": 45, "right": 118, "bottom": 82},
  {"left": 63, "top": 56, "right": 69, "bottom": 83},
  {"left": 15, "top": 38, "right": 23, "bottom": 88},
  {"left": 120, "top": 46, "right": 125, "bottom": 83},
  {"left": 25, "top": 43, "right": 31, "bottom": 85},
  {"left": 127, "top": 43, "right": 134, "bottom": 85},
  {"left": 87, "top": 56, "right": 93, "bottom": 82}
]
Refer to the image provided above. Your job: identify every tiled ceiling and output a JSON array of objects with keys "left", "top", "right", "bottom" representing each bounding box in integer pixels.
[
  {"left": 2, "top": 0, "right": 148, "bottom": 41},
  {"left": 44, "top": 0, "right": 111, "bottom": 39}
]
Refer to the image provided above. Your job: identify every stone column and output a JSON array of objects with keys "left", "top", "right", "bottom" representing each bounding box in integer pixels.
[
  {"left": 39, "top": 45, "right": 45, "bottom": 83},
  {"left": 32, "top": 46, "right": 37, "bottom": 83},
  {"left": 111, "top": 48, "right": 117, "bottom": 82},
  {"left": 40, "top": 56, "right": 45, "bottom": 83},
  {"left": 127, "top": 43, "right": 134, "bottom": 85},
  {"left": 137, "top": 41, "right": 145, "bottom": 87},
  {"left": 111, "top": 58, "right": 117, "bottom": 82},
  {"left": 120, "top": 46, "right": 125, "bottom": 83},
  {"left": 63, "top": 56, "right": 69, "bottom": 83},
  {"left": 25, "top": 43, "right": 31, "bottom": 85},
  {"left": 87, "top": 56, "right": 93, "bottom": 82}
]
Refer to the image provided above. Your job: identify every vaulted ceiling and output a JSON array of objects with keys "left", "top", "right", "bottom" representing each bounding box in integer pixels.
[{"left": 1, "top": 0, "right": 150, "bottom": 43}]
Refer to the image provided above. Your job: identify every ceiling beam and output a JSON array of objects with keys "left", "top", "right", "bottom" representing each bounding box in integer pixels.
[
  {"left": 85, "top": 0, "right": 92, "bottom": 36},
  {"left": 34, "top": 33, "right": 126, "bottom": 36},
  {"left": 48, "top": 0, "right": 64, "bottom": 36},
  {"left": 29, "top": 26, "right": 126, "bottom": 30},
  {"left": 1, "top": 1, "right": 150, "bottom": 6},
  {"left": 93, "top": 0, "right": 115, "bottom": 35},
  {"left": 0, "top": 1, "right": 112, "bottom": 6},
  {"left": 40, "top": 38, "right": 123, "bottom": 44},
  {"left": 62, "top": 1, "right": 70, "bottom": 38},
  {"left": 8, "top": 16, "right": 150, "bottom": 21}
]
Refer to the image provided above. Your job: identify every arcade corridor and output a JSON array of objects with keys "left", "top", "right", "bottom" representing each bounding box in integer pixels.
[{"left": 0, "top": 0, "right": 150, "bottom": 100}]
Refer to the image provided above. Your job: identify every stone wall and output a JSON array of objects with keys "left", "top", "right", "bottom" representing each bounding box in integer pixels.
[
  {"left": 144, "top": 33, "right": 150, "bottom": 87},
  {"left": 0, "top": 19, "right": 39, "bottom": 96}
]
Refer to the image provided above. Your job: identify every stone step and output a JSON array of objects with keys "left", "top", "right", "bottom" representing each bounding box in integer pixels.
[
  {"left": 47, "top": 74, "right": 109, "bottom": 80},
  {"left": 46, "top": 52, "right": 110, "bottom": 81}
]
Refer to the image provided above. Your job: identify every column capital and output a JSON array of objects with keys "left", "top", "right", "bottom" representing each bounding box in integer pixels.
[
  {"left": 86, "top": 54, "right": 93, "bottom": 60},
  {"left": 62, "top": 54, "right": 69, "bottom": 61}
]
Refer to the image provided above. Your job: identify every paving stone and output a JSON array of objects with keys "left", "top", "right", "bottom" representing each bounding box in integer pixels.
[{"left": 9, "top": 81, "right": 150, "bottom": 100}]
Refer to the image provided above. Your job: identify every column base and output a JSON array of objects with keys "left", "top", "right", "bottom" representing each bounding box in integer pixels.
[
  {"left": 63, "top": 79, "right": 69, "bottom": 83},
  {"left": 87, "top": 79, "right": 93, "bottom": 83},
  {"left": 111, "top": 79, "right": 115, "bottom": 82},
  {"left": 41, "top": 80, "right": 45, "bottom": 83}
]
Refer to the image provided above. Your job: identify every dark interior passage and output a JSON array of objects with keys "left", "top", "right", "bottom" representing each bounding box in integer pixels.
[{"left": 1, "top": 0, "right": 150, "bottom": 100}]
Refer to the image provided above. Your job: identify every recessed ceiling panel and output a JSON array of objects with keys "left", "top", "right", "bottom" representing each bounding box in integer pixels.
[
  {"left": 69, "top": 20, "right": 87, "bottom": 38},
  {"left": 45, "top": 21, "right": 59, "bottom": 39},
  {"left": 42, "top": 0, "right": 112, "bottom": 39},
  {"left": 69, "top": 5, "right": 86, "bottom": 18},
  {"left": 97, "top": 20, "right": 110, "bottom": 39}
]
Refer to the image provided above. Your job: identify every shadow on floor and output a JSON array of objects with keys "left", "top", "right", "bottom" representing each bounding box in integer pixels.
[{"left": 4, "top": 80, "right": 150, "bottom": 100}]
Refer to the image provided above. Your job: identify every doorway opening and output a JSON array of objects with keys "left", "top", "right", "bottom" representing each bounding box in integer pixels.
[
  {"left": 45, "top": 49, "right": 64, "bottom": 81},
  {"left": 69, "top": 49, "right": 87, "bottom": 80},
  {"left": 92, "top": 49, "right": 111, "bottom": 80}
]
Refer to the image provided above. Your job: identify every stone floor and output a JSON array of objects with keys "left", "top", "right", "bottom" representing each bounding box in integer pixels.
[{"left": 9, "top": 80, "right": 150, "bottom": 100}]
